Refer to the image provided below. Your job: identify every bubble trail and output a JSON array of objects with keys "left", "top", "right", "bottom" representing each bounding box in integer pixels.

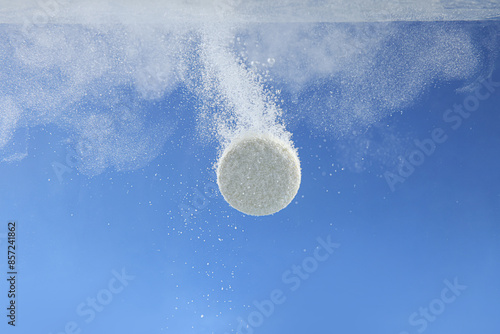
[{"left": 199, "top": 26, "right": 301, "bottom": 216}]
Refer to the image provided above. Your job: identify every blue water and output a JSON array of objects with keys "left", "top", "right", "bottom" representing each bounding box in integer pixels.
[{"left": 0, "top": 18, "right": 499, "bottom": 334}]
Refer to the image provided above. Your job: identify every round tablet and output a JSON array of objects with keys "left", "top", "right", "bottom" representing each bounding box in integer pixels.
[{"left": 216, "top": 133, "right": 301, "bottom": 216}]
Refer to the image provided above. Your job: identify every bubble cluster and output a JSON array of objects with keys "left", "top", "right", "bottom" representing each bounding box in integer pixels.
[{"left": 0, "top": 2, "right": 495, "bottom": 178}]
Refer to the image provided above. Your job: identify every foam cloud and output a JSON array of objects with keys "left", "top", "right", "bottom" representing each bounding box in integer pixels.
[{"left": 0, "top": 2, "right": 497, "bottom": 175}]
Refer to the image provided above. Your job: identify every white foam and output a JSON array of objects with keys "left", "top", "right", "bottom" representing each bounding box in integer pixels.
[
  {"left": 0, "top": 1, "right": 494, "bottom": 176},
  {"left": 0, "top": 0, "right": 498, "bottom": 24}
]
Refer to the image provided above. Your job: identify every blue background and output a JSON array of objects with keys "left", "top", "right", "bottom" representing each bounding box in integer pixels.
[{"left": 0, "top": 20, "right": 499, "bottom": 334}]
